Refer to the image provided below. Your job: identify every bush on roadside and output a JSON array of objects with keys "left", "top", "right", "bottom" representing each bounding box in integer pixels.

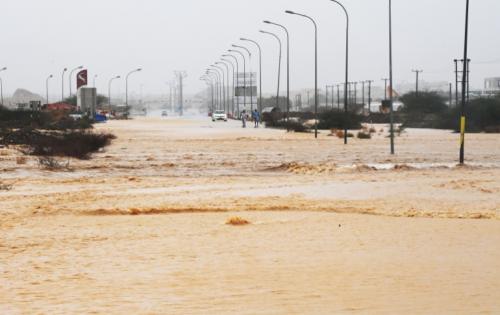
[
  {"left": 267, "top": 119, "right": 310, "bottom": 133},
  {"left": 318, "top": 110, "right": 363, "bottom": 130},
  {"left": 0, "top": 108, "right": 93, "bottom": 130},
  {"left": 357, "top": 131, "right": 372, "bottom": 139},
  {"left": 1, "top": 129, "right": 115, "bottom": 159}
]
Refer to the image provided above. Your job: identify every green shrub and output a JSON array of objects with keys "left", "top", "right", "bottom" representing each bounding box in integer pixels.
[
  {"left": 318, "top": 111, "right": 363, "bottom": 130},
  {"left": 357, "top": 131, "right": 372, "bottom": 139}
]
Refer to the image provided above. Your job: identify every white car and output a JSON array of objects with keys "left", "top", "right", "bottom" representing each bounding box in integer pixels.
[{"left": 212, "top": 110, "right": 228, "bottom": 122}]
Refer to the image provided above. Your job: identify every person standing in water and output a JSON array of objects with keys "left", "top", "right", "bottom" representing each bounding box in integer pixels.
[
  {"left": 241, "top": 110, "right": 247, "bottom": 128},
  {"left": 253, "top": 109, "right": 260, "bottom": 128}
]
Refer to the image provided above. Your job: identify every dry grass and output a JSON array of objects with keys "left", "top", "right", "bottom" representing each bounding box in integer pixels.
[
  {"left": 38, "top": 156, "right": 70, "bottom": 171},
  {"left": 226, "top": 217, "right": 251, "bottom": 226}
]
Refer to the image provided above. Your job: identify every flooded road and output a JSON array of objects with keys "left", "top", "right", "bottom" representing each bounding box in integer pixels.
[{"left": 1, "top": 117, "right": 499, "bottom": 314}]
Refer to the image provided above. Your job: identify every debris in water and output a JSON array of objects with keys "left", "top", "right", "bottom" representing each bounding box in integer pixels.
[{"left": 226, "top": 217, "right": 251, "bottom": 226}]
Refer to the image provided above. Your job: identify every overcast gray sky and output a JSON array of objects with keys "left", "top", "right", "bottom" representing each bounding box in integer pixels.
[{"left": 1, "top": 0, "right": 499, "bottom": 97}]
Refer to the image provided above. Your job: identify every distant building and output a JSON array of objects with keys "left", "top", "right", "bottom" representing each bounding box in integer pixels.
[
  {"left": 484, "top": 77, "right": 500, "bottom": 92},
  {"left": 43, "top": 102, "right": 75, "bottom": 111}
]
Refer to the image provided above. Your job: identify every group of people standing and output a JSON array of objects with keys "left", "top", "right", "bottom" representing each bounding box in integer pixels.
[{"left": 240, "top": 109, "right": 260, "bottom": 128}]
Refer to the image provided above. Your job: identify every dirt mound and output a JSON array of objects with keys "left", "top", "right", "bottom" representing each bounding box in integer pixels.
[
  {"left": 393, "top": 164, "right": 416, "bottom": 171},
  {"left": 265, "top": 162, "right": 337, "bottom": 175}
]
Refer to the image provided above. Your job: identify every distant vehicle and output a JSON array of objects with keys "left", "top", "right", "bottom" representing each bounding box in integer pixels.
[
  {"left": 69, "top": 114, "right": 83, "bottom": 120},
  {"left": 212, "top": 110, "right": 228, "bottom": 122},
  {"left": 161, "top": 111, "right": 168, "bottom": 117}
]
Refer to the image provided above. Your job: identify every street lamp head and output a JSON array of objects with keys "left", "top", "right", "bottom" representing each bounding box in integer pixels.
[
  {"left": 63, "top": 68, "right": 67, "bottom": 71},
  {"left": 137, "top": 68, "right": 142, "bottom": 72},
  {"left": 285, "top": 10, "right": 295, "bottom": 15},
  {"left": 0, "top": 67, "right": 7, "bottom": 71},
  {"left": 78, "top": 66, "right": 83, "bottom": 69},
  {"left": 116, "top": 75, "right": 121, "bottom": 79},
  {"left": 49, "top": 74, "right": 53, "bottom": 78},
  {"left": 263, "top": 20, "right": 271, "bottom": 24}
]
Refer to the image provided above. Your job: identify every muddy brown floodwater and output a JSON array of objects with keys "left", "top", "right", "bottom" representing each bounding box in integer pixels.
[{"left": 1, "top": 117, "right": 499, "bottom": 314}]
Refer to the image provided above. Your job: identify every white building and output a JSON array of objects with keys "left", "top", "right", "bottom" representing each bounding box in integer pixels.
[{"left": 484, "top": 77, "right": 500, "bottom": 92}]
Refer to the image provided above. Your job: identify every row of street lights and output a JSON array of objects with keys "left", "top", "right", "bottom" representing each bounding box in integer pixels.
[
  {"left": 203, "top": 0, "right": 471, "bottom": 161},
  {"left": 200, "top": 0, "right": 356, "bottom": 141}
]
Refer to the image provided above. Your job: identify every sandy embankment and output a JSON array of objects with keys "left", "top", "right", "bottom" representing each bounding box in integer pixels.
[{"left": 1, "top": 117, "right": 499, "bottom": 314}]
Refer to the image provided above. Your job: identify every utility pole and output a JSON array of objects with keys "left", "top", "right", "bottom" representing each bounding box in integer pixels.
[
  {"left": 454, "top": 59, "right": 459, "bottom": 106},
  {"left": 331, "top": 85, "right": 335, "bottom": 109},
  {"left": 461, "top": 59, "right": 471, "bottom": 102},
  {"left": 388, "top": 0, "right": 395, "bottom": 155},
  {"left": 366, "top": 80, "right": 373, "bottom": 114},
  {"left": 353, "top": 82, "right": 358, "bottom": 105},
  {"left": 449, "top": 83, "right": 453, "bottom": 106},
  {"left": 361, "top": 81, "right": 365, "bottom": 111},
  {"left": 325, "top": 85, "right": 329, "bottom": 109},
  {"left": 175, "top": 71, "right": 187, "bottom": 116},
  {"left": 381, "top": 78, "right": 389, "bottom": 100},
  {"left": 336, "top": 84, "right": 340, "bottom": 111},
  {"left": 412, "top": 69, "right": 423, "bottom": 96},
  {"left": 459, "top": 0, "right": 470, "bottom": 165}
]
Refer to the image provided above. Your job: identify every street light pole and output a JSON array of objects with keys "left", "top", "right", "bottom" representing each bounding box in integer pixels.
[
  {"left": 264, "top": 20, "right": 290, "bottom": 130},
  {"left": 240, "top": 38, "right": 263, "bottom": 113},
  {"left": 216, "top": 62, "right": 231, "bottom": 113},
  {"left": 208, "top": 69, "right": 222, "bottom": 111},
  {"left": 285, "top": 10, "right": 318, "bottom": 138},
  {"left": 69, "top": 65, "right": 83, "bottom": 97},
  {"left": 220, "top": 59, "right": 235, "bottom": 115},
  {"left": 330, "top": 0, "right": 349, "bottom": 143},
  {"left": 126, "top": 68, "right": 142, "bottom": 110},
  {"left": 228, "top": 49, "right": 247, "bottom": 113},
  {"left": 259, "top": 30, "right": 282, "bottom": 110},
  {"left": 61, "top": 68, "right": 67, "bottom": 102},
  {"left": 459, "top": 0, "right": 470, "bottom": 165},
  {"left": 232, "top": 45, "right": 253, "bottom": 112},
  {"left": 46, "top": 74, "right": 53, "bottom": 106},
  {"left": 206, "top": 71, "right": 219, "bottom": 110},
  {"left": 205, "top": 72, "right": 217, "bottom": 111},
  {"left": 211, "top": 65, "right": 226, "bottom": 113},
  {"left": 108, "top": 75, "right": 121, "bottom": 112},
  {"left": 223, "top": 54, "right": 240, "bottom": 115}
]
